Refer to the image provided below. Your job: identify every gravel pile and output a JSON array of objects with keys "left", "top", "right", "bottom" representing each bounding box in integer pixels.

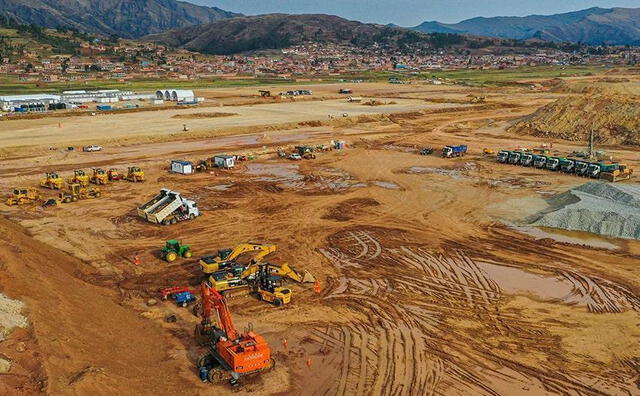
[{"left": 532, "top": 182, "right": 640, "bottom": 240}]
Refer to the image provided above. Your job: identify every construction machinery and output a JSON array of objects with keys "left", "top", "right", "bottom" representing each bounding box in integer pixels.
[
  {"left": 195, "top": 282, "right": 274, "bottom": 386},
  {"left": 508, "top": 151, "right": 523, "bottom": 165},
  {"left": 161, "top": 240, "right": 192, "bottom": 262},
  {"left": 137, "top": 188, "right": 200, "bottom": 225},
  {"left": 90, "top": 168, "right": 109, "bottom": 185},
  {"left": 259, "top": 90, "right": 271, "bottom": 97},
  {"left": 252, "top": 263, "right": 291, "bottom": 306},
  {"left": 545, "top": 157, "right": 563, "bottom": 171},
  {"left": 40, "top": 172, "right": 64, "bottom": 189},
  {"left": 68, "top": 169, "right": 90, "bottom": 187},
  {"left": 601, "top": 163, "right": 634, "bottom": 182},
  {"left": 125, "top": 166, "right": 145, "bottom": 182},
  {"left": 496, "top": 150, "right": 509, "bottom": 163},
  {"left": 519, "top": 153, "right": 534, "bottom": 167},
  {"left": 107, "top": 168, "right": 122, "bottom": 181},
  {"left": 6, "top": 188, "right": 41, "bottom": 206},
  {"left": 575, "top": 160, "right": 589, "bottom": 176},
  {"left": 420, "top": 147, "right": 434, "bottom": 155},
  {"left": 200, "top": 243, "right": 277, "bottom": 275},
  {"left": 442, "top": 145, "right": 467, "bottom": 158},
  {"left": 482, "top": 148, "right": 495, "bottom": 156},
  {"left": 161, "top": 287, "right": 197, "bottom": 307},
  {"left": 587, "top": 162, "right": 604, "bottom": 178},
  {"left": 58, "top": 183, "right": 101, "bottom": 203},
  {"left": 559, "top": 158, "right": 576, "bottom": 173},
  {"left": 533, "top": 155, "right": 548, "bottom": 169}
]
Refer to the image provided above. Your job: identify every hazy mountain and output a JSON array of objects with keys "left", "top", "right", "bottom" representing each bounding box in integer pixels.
[
  {"left": 412, "top": 7, "right": 640, "bottom": 45},
  {"left": 145, "top": 13, "right": 508, "bottom": 55},
  {"left": 0, "top": 0, "right": 240, "bottom": 38}
]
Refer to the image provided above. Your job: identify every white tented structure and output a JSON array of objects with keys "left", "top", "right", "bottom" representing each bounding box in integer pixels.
[{"left": 156, "top": 89, "right": 195, "bottom": 102}]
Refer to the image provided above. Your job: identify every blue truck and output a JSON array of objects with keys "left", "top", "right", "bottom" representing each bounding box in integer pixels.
[{"left": 442, "top": 145, "right": 468, "bottom": 158}]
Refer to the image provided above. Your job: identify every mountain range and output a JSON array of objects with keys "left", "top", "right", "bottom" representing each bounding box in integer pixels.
[
  {"left": 144, "top": 13, "right": 504, "bottom": 55},
  {"left": 0, "top": 0, "right": 240, "bottom": 38},
  {"left": 411, "top": 7, "right": 640, "bottom": 45}
]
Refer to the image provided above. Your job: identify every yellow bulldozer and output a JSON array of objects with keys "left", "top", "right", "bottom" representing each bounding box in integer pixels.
[
  {"left": 68, "top": 170, "right": 90, "bottom": 187},
  {"left": 58, "top": 183, "right": 101, "bottom": 203},
  {"left": 90, "top": 168, "right": 109, "bottom": 185},
  {"left": 40, "top": 172, "right": 64, "bottom": 189},
  {"left": 6, "top": 187, "right": 41, "bottom": 206},
  {"left": 125, "top": 166, "right": 144, "bottom": 182}
]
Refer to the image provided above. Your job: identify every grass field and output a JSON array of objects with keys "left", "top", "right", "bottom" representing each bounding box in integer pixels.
[{"left": 0, "top": 66, "right": 615, "bottom": 95}]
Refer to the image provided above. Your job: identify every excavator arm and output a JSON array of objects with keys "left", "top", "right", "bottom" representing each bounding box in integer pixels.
[
  {"left": 238, "top": 262, "right": 315, "bottom": 283},
  {"left": 215, "top": 243, "right": 276, "bottom": 264},
  {"left": 200, "top": 282, "right": 238, "bottom": 340}
]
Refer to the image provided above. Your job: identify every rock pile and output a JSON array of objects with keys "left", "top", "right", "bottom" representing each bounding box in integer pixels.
[{"left": 532, "top": 182, "right": 640, "bottom": 240}]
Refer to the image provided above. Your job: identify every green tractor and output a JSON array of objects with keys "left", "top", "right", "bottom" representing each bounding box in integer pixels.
[{"left": 160, "top": 240, "right": 192, "bottom": 262}]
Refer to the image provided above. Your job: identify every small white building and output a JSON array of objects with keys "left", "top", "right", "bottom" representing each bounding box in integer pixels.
[
  {"left": 214, "top": 155, "right": 235, "bottom": 169},
  {"left": 170, "top": 160, "right": 193, "bottom": 174}
]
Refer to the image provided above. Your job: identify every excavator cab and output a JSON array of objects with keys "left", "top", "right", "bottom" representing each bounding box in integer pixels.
[{"left": 217, "top": 248, "right": 234, "bottom": 261}]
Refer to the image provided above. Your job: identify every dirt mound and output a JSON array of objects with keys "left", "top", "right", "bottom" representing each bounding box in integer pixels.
[
  {"left": 171, "top": 112, "right": 237, "bottom": 119},
  {"left": 322, "top": 198, "right": 380, "bottom": 221},
  {"left": 510, "top": 94, "right": 640, "bottom": 145},
  {"left": 531, "top": 182, "right": 640, "bottom": 239}
]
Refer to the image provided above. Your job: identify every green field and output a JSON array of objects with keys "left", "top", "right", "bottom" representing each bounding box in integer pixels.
[{"left": 0, "top": 65, "right": 616, "bottom": 95}]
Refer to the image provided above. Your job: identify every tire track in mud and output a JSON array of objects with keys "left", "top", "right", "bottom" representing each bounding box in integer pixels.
[{"left": 314, "top": 227, "right": 639, "bottom": 396}]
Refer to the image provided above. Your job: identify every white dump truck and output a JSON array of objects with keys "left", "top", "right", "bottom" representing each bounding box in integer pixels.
[{"left": 137, "top": 188, "right": 200, "bottom": 225}]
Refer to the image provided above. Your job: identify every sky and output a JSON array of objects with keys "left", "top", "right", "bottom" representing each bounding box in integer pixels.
[{"left": 189, "top": 0, "right": 640, "bottom": 26}]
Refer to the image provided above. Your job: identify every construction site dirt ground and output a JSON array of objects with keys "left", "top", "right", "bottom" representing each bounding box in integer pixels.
[{"left": 1, "top": 79, "right": 640, "bottom": 395}]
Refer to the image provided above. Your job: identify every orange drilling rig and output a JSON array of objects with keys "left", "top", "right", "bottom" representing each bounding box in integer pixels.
[{"left": 195, "top": 282, "right": 274, "bottom": 386}]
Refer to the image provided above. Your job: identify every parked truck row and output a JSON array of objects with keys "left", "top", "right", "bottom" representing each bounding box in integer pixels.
[{"left": 496, "top": 150, "right": 633, "bottom": 182}]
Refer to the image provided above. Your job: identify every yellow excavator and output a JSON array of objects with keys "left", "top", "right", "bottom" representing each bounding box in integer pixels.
[{"left": 200, "top": 243, "right": 277, "bottom": 274}]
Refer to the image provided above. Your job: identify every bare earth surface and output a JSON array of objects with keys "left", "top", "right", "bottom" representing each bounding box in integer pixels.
[{"left": 0, "top": 79, "right": 639, "bottom": 395}]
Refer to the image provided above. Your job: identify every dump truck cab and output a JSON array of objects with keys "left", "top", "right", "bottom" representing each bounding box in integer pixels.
[
  {"left": 560, "top": 158, "right": 575, "bottom": 173},
  {"left": 496, "top": 150, "right": 510, "bottom": 163},
  {"left": 533, "top": 155, "right": 547, "bottom": 168},
  {"left": 574, "top": 161, "right": 589, "bottom": 176},
  {"left": 545, "top": 157, "right": 561, "bottom": 171},
  {"left": 520, "top": 153, "right": 534, "bottom": 166},
  {"left": 508, "top": 151, "right": 522, "bottom": 164},
  {"left": 587, "top": 162, "right": 604, "bottom": 178}
]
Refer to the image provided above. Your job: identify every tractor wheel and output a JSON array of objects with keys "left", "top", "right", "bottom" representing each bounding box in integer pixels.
[
  {"left": 274, "top": 299, "right": 283, "bottom": 307},
  {"left": 166, "top": 251, "right": 178, "bottom": 262},
  {"left": 183, "top": 251, "right": 192, "bottom": 258}
]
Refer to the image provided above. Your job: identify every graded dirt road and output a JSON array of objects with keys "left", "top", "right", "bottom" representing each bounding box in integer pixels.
[{"left": 0, "top": 79, "right": 639, "bottom": 395}]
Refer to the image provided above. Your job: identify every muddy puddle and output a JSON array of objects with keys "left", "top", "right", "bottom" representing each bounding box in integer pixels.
[
  {"left": 372, "top": 180, "right": 400, "bottom": 189},
  {"left": 512, "top": 225, "right": 620, "bottom": 250},
  {"left": 244, "top": 163, "right": 366, "bottom": 192}
]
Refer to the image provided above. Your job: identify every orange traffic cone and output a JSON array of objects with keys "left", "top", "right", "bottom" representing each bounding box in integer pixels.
[
  {"left": 306, "top": 358, "right": 312, "bottom": 369},
  {"left": 282, "top": 338, "right": 288, "bottom": 349},
  {"left": 133, "top": 255, "right": 140, "bottom": 265},
  {"left": 313, "top": 280, "right": 321, "bottom": 294}
]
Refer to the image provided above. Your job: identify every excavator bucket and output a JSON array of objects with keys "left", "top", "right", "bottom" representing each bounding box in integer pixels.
[{"left": 279, "top": 263, "right": 315, "bottom": 283}]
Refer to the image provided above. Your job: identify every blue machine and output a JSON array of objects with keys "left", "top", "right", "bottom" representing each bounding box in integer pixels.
[{"left": 174, "top": 291, "right": 195, "bottom": 307}]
